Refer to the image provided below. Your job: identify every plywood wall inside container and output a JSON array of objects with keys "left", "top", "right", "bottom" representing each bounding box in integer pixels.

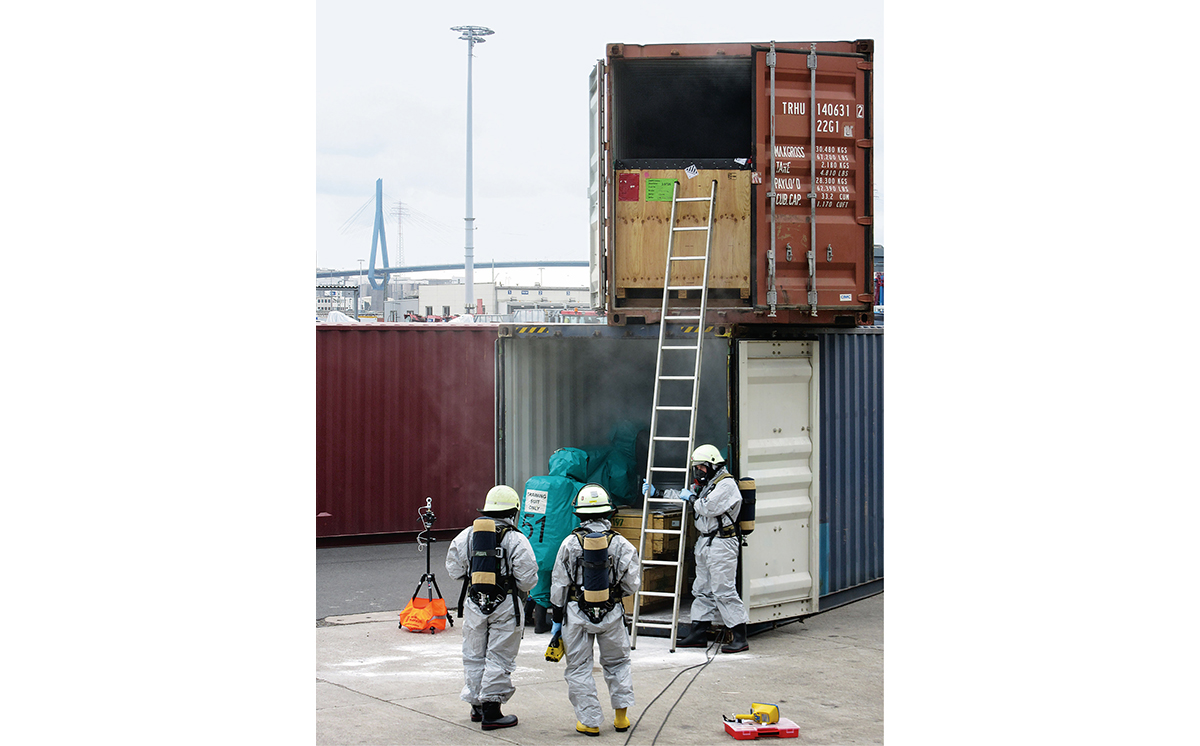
[{"left": 613, "top": 169, "right": 750, "bottom": 300}]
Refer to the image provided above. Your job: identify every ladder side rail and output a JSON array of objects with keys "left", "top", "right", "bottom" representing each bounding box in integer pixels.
[
  {"left": 673, "top": 181, "right": 716, "bottom": 651},
  {"left": 667, "top": 498, "right": 688, "bottom": 651},
  {"left": 632, "top": 179, "right": 682, "bottom": 650}
]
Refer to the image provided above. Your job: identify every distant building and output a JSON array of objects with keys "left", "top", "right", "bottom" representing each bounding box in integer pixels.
[{"left": 417, "top": 282, "right": 589, "bottom": 318}]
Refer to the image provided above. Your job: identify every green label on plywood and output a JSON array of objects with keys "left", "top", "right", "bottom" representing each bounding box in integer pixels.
[{"left": 645, "top": 179, "right": 676, "bottom": 202}]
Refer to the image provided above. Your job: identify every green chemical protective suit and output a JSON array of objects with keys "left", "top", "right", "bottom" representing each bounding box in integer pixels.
[
  {"left": 520, "top": 448, "right": 588, "bottom": 609},
  {"left": 583, "top": 421, "right": 646, "bottom": 508}
]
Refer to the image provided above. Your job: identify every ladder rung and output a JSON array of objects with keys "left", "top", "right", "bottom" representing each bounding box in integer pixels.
[
  {"left": 641, "top": 559, "right": 680, "bottom": 567},
  {"left": 647, "top": 496, "right": 687, "bottom": 503},
  {"left": 638, "top": 591, "right": 679, "bottom": 599},
  {"left": 655, "top": 405, "right": 693, "bottom": 411},
  {"left": 664, "top": 317, "right": 701, "bottom": 323},
  {"left": 675, "top": 196, "right": 711, "bottom": 202},
  {"left": 666, "top": 285, "right": 703, "bottom": 291},
  {"left": 652, "top": 435, "right": 691, "bottom": 441},
  {"left": 662, "top": 345, "right": 699, "bottom": 350},
  {"left": 669, "top": 255, "right": 707, "bottom": 261},
  {"left": 633, "top": 621, "right": 677, "bottom": 629},
  {"left": 645, "top": 529, "right": 682, "bottom": 536},
  {"left": 671, "top": 226, "right": 709, "bottom": 232},
  {"left": 650, "top": 466, "right": 688, "bottom": 472}
]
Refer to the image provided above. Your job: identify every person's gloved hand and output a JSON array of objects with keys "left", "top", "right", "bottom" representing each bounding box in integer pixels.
[
  {"left": 679, "top": 487, "right": 694, "bottom": 502},
  {"left": 642, "top": 479, "right": 654, "bottom": 497},
  {"left": 551, "top": 620, "right": 562, "bottom": 638}
]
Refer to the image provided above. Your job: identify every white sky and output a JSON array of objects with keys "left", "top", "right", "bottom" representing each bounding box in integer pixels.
[{"left": 317, "top": 1, "right": 884, "bottom": 285}]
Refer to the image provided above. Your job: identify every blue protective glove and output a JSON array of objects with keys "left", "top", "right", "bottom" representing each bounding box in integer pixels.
[
  {"left": 551, "top": 621, "right": 562, "bottom": 637},
  {"left": 642, "top": 480, "right": 654, "bottom": 497},
  {"left": 679, "top": 487, "right": 694, "bottom": 501}
]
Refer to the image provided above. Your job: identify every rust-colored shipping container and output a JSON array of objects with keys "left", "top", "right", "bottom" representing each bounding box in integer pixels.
[
  {"left": 315, "top": 324, "right": 497, "bottom": 539},
  {"left": 589, "top": 40, "right": 875, "bottom": 326}
]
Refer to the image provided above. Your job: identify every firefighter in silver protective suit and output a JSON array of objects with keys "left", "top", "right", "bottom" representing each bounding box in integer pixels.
[
  {"left": 446, "top": 485, "right": 539, "bottom": 730},
  {"left": 676, "top": 444, "right": 750, "bottom": 653},
  {"left": 550, "top": 483, "right": 641, "bottom": 737}
]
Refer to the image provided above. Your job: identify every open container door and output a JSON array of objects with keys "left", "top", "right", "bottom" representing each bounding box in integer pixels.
[
  {"left": 737, "top": 339, "right": 820, "bottom": 621},
  {"left": 588, "top": 60, "right": 607, "bottom": 312}
]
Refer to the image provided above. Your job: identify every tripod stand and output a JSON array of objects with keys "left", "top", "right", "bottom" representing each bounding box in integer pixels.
[{"left": 401, "top": 497, "right": 453, "bottom": 631}]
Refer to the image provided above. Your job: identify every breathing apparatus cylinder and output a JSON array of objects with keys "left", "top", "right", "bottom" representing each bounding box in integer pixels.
[
  {"left": 581, "top": 533, "right": 610, "bottom": 606},
  {"left": 737, "top": 477, "right": 757, "bottom": 535},
  {"left": 470, "top": 518, "right": 500, "bottom": 588}
]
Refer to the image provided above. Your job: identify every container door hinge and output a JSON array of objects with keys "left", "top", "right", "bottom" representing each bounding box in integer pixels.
[
  {"left": 826, "top": 244, "right": 833, "bottom": 262},
  {"left": 786, "top": 243, "right": 793, "bottom": 262},
  {"left": 856, "top": 216, "right": 873, "bottom": 225},
  {"left": 856, "top": 139, "right": 872, "bottom": 149}
]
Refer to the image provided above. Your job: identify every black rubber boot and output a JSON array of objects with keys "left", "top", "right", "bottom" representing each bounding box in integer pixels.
[
  {"left": 481, "top": 701, "right": 518, "bottom": 730},
  {"left": 524, "top": 598, "right": 537, "bottom": 627},
  {"left": 470, "top": 705, "right": 483, "bottom": 722},
  {"left": 677, "top": 620, "right": 711, "bottom": 648},
  {"left": 533, "top": 603, "right": 551, "bottom": 634},
  {"left": 721, "top": 623, "right": 749, "bottom": 654}
]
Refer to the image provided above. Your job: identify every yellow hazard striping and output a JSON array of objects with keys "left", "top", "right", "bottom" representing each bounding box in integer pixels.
[{"left": 517, "top": 326, "right": 548, "bottom": 334}]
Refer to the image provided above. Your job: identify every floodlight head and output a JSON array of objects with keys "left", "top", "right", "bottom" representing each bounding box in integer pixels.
[{"left": 451, "top": 25, "right": 494, "bottom": 43}]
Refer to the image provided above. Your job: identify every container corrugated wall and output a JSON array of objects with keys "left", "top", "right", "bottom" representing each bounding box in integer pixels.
[
  {"left": 497, "top": 332, "right": 728, "bottom": 496},
  {"left": 316, "top": 325, "right": 497, "bottom": 538},
  {"left": 816, "top": 328, "right": 883, "bottom": 602}
]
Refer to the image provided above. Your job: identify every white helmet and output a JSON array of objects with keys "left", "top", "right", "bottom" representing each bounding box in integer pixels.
[
  {"left": 690, "top": 444, "right": 725, "bottom": 486},
  {"left": 483, "top": 485, "right": 520, "bottom": 513},
  {"left": 574, "top": 483, "right": 614, "bottom": 515},
  {"left": 691, "top": 444, "right": 725, "bottom": 467}
]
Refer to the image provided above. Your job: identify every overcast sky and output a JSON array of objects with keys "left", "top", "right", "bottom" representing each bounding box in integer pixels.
[{"left": 316, "top": 1, "right": 883, "bottom": 283}]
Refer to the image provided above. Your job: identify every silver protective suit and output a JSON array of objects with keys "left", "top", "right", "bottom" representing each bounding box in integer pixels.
[
  {"left": 445, "top": 517, "right": 539, "bottom": 706},
  {"left": 550, "top": 518, "right": 641, "bottom": 729},
  {"left": 689, "top": 468, "right": 749, "bottom": 628}
]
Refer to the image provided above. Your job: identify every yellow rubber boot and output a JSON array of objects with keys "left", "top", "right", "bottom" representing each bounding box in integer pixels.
[
  {"left": 576, "top": 721, "right": 600, "bottom": 737},
  {"left": 614, "top": 708, "right": 630, "bottom": 732}
]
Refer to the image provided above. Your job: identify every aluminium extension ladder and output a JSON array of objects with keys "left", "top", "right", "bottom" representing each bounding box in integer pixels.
[{"left": 629, "top": 179, "right": 717, "bottom": 652}]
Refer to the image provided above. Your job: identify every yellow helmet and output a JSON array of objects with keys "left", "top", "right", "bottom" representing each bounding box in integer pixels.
[
  {"left": 483, "top": 485, "right": 520, "bottom": 512},
  {"left": 574, "top": 483, "right": 614, "bottom": 515}
]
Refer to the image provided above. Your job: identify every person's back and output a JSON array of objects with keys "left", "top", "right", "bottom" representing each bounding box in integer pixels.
[
  {"left": 549, "top": 484, "right": 641, "bottom": 737},
  {"left": 445, "top": 485, "right": 538, "bottom": 730}
]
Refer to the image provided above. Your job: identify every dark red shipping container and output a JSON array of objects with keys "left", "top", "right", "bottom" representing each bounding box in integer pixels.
[
  {"left": 316, "top": 324, "right": 497, "bottom": 538},
  {"left": 589, "top": 39, "right": 875, "bottom": 326}
]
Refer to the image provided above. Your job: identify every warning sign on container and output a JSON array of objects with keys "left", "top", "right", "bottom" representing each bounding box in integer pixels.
[
  {"left": 618, "top": 173, "right": 640, "bottom": 202},
  {"left": 645, "top": 179, "right": 676, "bottom": 202}
]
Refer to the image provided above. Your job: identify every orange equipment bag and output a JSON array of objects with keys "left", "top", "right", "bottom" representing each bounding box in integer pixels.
[{"left": 400, "top": 596, "right": 449, "bottom": 633}]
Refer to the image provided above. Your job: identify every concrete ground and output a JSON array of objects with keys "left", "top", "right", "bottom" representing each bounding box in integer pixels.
[{"left": 316, "top": 592, "right": 883, "bottom": 745}]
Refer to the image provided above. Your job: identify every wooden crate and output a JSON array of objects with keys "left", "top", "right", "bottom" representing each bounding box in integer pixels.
[
  {"left": 612, "top": 168, "right": 751, "bottom": 300},
  {"left": 611, "top": 507, "right": 683, "bottom": 558}
]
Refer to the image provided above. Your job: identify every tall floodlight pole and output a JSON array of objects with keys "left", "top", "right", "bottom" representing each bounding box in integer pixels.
[{"left": 451, "top": 25, "right": 493, "bottom": 315}]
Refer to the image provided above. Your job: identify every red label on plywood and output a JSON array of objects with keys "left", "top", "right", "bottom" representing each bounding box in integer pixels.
[{"left": 618, "top": 172, "right": 640, "bottom": 201}]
